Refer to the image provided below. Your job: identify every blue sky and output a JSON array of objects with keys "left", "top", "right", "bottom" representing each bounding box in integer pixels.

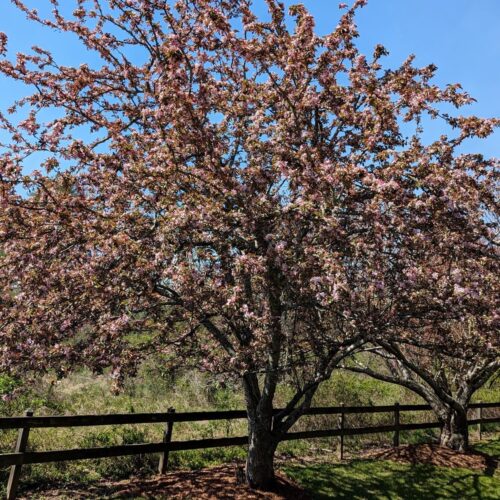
[{"left": 0, "top": 0, "right": 498, "bottom": 158}]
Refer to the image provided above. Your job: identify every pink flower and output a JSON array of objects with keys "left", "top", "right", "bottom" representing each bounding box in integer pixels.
[{"left": 0, "top": 32, "right": 7, "bottom": 54}]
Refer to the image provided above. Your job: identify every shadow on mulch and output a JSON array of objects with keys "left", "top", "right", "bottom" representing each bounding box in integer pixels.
[
  {"left": 364, "top": 443, "right": 498, "bottom": 475},
  {"left": 20, "top": 465, "right": 312, "bottom": 499}
]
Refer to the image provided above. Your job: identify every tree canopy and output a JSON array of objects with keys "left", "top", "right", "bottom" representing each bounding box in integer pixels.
[{"left": 0, "top": 0, "right": 498, "bottom": 488}]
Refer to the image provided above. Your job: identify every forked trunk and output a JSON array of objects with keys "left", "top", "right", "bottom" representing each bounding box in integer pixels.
[
  {"left": 246, "top": 413, "right": 278, "bottom": 489},
  {"left": 439, "top": 405, "right": 469, "bottom": 452}
]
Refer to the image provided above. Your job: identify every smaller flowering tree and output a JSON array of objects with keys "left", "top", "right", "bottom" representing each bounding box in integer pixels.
[
  {"left": 340, "top": 142, "right": 499, "bottom": 451},
  {"left": 347, "top": 331, "right": 499, "bottom": 451},
  {"left": 0, "top": 0, "right": 498, "bottom": 486}
]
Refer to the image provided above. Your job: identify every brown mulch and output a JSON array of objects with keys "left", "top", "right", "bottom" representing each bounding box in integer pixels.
[
  {"left": 20, "top": 465, "right": 311, "bottom": 499},
  {"left": 363, "top": 443, "right": 498, "bottom": 472}
]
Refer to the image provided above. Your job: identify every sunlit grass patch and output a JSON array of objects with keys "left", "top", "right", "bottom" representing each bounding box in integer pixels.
[{"left": 283, "top": 438, "right": 500, "bottom": 500}]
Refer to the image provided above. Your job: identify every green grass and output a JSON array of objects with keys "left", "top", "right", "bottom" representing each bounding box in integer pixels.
[
  {"left": 475, "top": 439, "right": 500, "bottom": 457},
  {"left": 283, "top": 439, "right": 500, "bottom": 500}
]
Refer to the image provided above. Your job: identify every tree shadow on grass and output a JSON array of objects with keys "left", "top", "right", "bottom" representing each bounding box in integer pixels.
[
  {"left": 473, "top": 440, "right": 500, "bottom": 477},
  {"left": 283, "top": 459, "right": 500, "bottom": 500}
]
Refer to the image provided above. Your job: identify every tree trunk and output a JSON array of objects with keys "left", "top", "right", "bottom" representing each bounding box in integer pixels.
[
  {"left": 246, "top": 413, "right": 278, "bottom": 489},
  {"left": 439, "top": 405, "right": 469, "bottom": 452}
]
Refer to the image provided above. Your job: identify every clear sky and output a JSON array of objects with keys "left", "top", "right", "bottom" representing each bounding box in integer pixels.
[{"left": 0, "top": 0, "right": 498, "bottom": 158}]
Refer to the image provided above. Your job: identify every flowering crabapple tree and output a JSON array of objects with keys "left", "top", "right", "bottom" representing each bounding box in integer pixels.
[
  {"left": 338, "top": 128, "right": 499, "bottom": 452},
  {"left": 342, "top": 249, "right": 499, "bottom": 452},
  {"left": 0, "top": 0, "right": 498, "bottom": 486},
  {"left": 340, "top": 147, "right": 499, "bottom": 452},
  {"left": 339, "top": 121, "right": 499, "bottom": 452}
]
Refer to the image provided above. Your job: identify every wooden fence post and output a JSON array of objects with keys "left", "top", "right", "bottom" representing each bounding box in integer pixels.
[
  {"left": 393, "top": 402, "right": 400, "bottom": 448},
  {"left": 338, "top": 403, "right": 345, "bottom": 461},
  {"left": 478, "top": 402, "right": 482, "bottom": 441},
  {"left": 158, "top": 407, "right": 175, "bottom": 474},
  {"left": 6, "top": 409, "right": 33, "bottom": 500}
]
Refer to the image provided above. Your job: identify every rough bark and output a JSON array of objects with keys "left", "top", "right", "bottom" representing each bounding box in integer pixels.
[
  {"left": 438, "top": 405, "right": 469, "bottom": 451},
  {"left": 242, "top": 372, "right": 279, "bottom": 490},
  {"left": 246, "top": 416, "right": 278, "bottom": 489}
]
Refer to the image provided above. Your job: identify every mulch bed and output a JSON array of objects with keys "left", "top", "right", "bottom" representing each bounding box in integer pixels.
[
  {"left": 363, "top": 443, "right": 498, "bottom": 472},
  {"left": 19, "top": 445, "right": 498, "bottom": 498},
  {"left": 19, "top": 465, "right": 312, "bottom": 499}
]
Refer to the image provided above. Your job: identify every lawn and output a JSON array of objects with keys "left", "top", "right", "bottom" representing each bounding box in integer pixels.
[{"left": 283, "top": 440, "right": 500, "bottom": 500}]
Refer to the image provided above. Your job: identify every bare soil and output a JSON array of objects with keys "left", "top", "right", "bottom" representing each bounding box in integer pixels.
[{"left": 19, "top": 465, "right": 311, "bottom": 499}]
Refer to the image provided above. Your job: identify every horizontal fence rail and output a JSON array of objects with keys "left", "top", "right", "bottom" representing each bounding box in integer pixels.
[
  {"left": 1, "top": 402, "right": 499, "bottom": 499},
  {"left": 0, "top": 436, "right": 249, "bottom": 467},
  {"left": 1, "top": 402, "right": 497, "bottom": 430}
]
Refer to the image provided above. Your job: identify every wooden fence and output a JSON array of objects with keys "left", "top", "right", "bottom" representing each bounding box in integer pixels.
[{"left": 1, "top": 402, "right": 499, "bottom": 499}]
